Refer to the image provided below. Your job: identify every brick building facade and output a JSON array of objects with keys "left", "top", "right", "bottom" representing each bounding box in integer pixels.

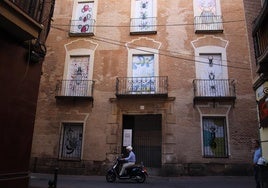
[{"left": 31, "top": 0, "right": 259, "bottom": 176}]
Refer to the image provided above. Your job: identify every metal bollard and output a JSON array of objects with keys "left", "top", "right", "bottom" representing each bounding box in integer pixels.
[{"left": 48, "top": 168, "right": 58, "bottom": 188}]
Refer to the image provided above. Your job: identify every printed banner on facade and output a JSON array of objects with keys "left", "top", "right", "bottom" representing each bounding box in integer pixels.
[{"left": 258, "top": 97, "right": 268, "bottom": 128}]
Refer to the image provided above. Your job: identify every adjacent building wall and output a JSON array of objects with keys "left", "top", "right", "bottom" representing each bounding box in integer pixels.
[
  {"left": 244, "top": 0, "right": 268, "bottom": 159},
  {"left": 0, "top": 0, "right": 55, "bottom": 187}
]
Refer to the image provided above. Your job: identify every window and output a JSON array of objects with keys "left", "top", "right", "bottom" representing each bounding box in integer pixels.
[
  {"left": 202, "top": 117, "right": 228, "bottom": 158},
  {"left": 196, "top": 54, "right": 230, "bottom": 97},
  {"left": 130, "top": 54, "right": 155, "bottom": 92},
  {"left": 193, "top": 0, "right": 223, "bottom": 33},
  {"left": 127, "top": 47, "right": 159, "bottom": 93},
  {"left": 60, "top": 123, "right": 83, "bottom": 160},
  {"left": 64, "top": 56, "right": 91, "bottom": 96},
  {"left": 58, "top": 42, "right": 97, "bottom": 98},
  {"left": 130, "top": 0, "right": 157, "bottom": 34},
  {"left": 192, "top": 39, "right": 235, "bottom": 98},
  {"left": 70, "top": 0, "right": 96, "bottom": 35}
]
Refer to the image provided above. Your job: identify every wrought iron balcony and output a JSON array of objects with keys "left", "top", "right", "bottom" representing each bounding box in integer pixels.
[
  {"left": 253, "top": 0, "right": 268, "bottom": 72},
  {"left": 0, "top": 0, "right": 54, "bottom": 41},
  {"left": 69, "top": 19, "right": 96, "bottom": 36},
  {"left": 194, "top": 15, "right": 223, "bottom": 33},
  {"left": 55, "top": 80, "right": 94, "bottom": 100},
  {"left": 116, "top": 76, "right": 168, "bottom": 97},
  {"left": 10, "top": 0, "right": 45, "bottom": 22},
  {"left": 130, "top": 17, "right": 157, "bottom": 34},
  {"left": 193, "top": 79, "right": 236, "bottom": 105}
]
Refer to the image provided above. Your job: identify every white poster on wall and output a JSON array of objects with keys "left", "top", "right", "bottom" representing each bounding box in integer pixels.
[{"left": 123, "top": 129, "right": 132, "bottom": 147}]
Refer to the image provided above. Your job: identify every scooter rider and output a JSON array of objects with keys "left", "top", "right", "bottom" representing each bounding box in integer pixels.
[{"left": 119, "top": 146, "right": 136, "bottom": 176}]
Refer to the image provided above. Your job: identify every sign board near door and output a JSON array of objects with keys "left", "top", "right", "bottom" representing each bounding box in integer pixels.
[{"left": 123, "top": 129, "right": 132, "bottom": 146}]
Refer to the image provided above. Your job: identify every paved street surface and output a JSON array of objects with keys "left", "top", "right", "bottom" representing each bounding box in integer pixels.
[{"left": 29, "top": 173, "right": 255, "bottom": 188}]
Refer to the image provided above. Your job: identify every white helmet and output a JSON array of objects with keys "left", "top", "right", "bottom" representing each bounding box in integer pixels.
[
  {"left": 126, "top": 146, "right": 133, "bottom": 151},
  {"left": 257, "top": 157, "right": 267, "bottom": 165}
]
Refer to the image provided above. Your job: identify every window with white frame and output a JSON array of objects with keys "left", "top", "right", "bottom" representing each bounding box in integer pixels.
[
  {"left": 194, "top": 45, "right": 231, "bottom": 97},
  {"left": 193, "top": 0, "right": 223, "bottom": 32},
  {"left": 60, "top": 46, "right": 95, "bottom": 98},
  {"left": 202, "top": 117, "right": 228, "bottom": 158},
  {"left": 63, "top": 56, "right": 90, "bottom": 96},
  {"left": 70, "top": 0, "right": 96, "bottom": 35},
  {"left": 130, "top": 0, "right": 157, "bottom": 33},
  {"left": 60, "top": 123, "right": 83, "bottom": 160},
  {"left": 196, "top": 54, "right": 230, "bottom": 97}
]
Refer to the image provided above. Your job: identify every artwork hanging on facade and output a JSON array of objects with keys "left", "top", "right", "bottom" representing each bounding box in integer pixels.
[
  {"left": 197, "top": 54, "right": 229, "bottom": 97},
  {"left": 197, "top": 0, "right": 216, "bottom": 17},
  {"left": 134, "top": 0, "right": 154, "bottom": 31},
  {"left": 202, "top": 117, "right": 227, "bottom": 157},
  {"left": 132, "top": 54, "right": 154, "bottom": 77},
  {"left": 194, "top": 0, "right": 222, "bottom": 31},
  {"left": 66, "top": 56, "right": 90, "bottom": 96},
  {"left": 130, "top": 54, "right": 155, "bottom": 92},
  {"left": 258, "top": 97, "right": 268, "bottom": 128},
  {"left": 61, "top": 123, "right": 83, "bottom": 160},
  {"left": 73, "top": 2, "right": 94, "bottom": 33}
]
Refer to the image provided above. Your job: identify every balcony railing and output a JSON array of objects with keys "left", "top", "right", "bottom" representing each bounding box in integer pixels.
[
  {"left": 193, "top": 79, "right": 236, "bottom": 105},
  {"left": 130, "top": 17, "right": 157, "bottom": 34},
  {"left": 69, "top": 19, "right": 96, "bottom": 36},
  {"left": 194, "top": 15, "right": 223, "bottom": 33},
  {"left": 116, "top": 76, "right": 168, "bottom": 97},
  {"left": 10, "top": 0, "right": 45, "bottom": 22},
  {"left": 55, "top": 80, "right": 94, "bottom": 99},
  {"left": 253, "top": 0, "right": 268, "bottom": 67}
]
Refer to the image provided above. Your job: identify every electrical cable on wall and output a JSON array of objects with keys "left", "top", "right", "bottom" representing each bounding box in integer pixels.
[{"left": 49, "top": 16, "right": 250, "bottom": 71}]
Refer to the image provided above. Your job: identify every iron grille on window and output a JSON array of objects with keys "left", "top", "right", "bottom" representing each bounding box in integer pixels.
[
  {"left": 60, "top": 123, "right": 83, "bottom": 160},
  {"left": 202, "top": 117, "right": 228, "bottom": 158}
]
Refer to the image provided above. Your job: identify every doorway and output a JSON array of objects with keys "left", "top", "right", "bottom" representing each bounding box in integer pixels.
[{"left": 122, "top": 114, "right": 162, "bottom": 167}]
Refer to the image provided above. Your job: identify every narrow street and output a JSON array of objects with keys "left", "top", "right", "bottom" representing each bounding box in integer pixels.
[{"left": 29, "top": 173, "right": 255, "bottom": 188}]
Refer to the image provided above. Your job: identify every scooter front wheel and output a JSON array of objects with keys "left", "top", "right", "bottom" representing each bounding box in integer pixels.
[{"left": 106, "top": 172, "right": 116, "bottom": 183}]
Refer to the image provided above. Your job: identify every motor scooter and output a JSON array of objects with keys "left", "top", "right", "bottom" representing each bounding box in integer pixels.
[{"left": 106, "top": 156, "right": 148, "bottom": 183}]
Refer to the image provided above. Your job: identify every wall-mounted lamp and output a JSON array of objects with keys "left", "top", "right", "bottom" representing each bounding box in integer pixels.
[{"left": 28, "top": 40, "right": 47, "bottom": 63}]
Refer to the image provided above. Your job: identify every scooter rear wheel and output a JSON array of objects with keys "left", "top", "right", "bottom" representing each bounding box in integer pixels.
[
  {"left": 135, "top": 172, "right": 146, "bottom": 183},
  {"left": 106, "top": 172, "right": 116, "bottom": 183}
]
